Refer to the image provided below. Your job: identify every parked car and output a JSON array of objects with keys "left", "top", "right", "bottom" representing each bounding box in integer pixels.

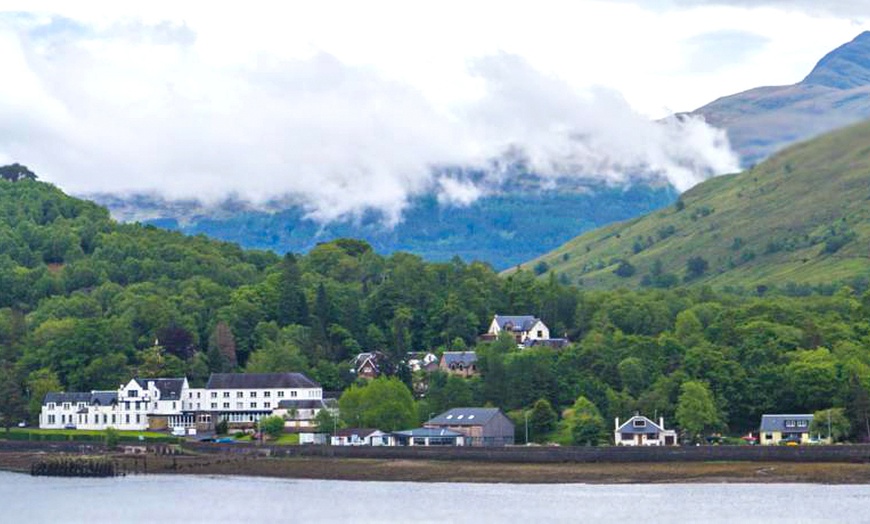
[
  {"left": 63, "top": 424, "right": 76, "bottom": 430},
  {"left": 17, "top": 421, "right": 27, "bottom": 428}
]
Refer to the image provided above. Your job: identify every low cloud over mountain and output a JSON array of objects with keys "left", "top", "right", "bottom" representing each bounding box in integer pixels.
[{"left": 0, "top": 14, "right": 739, "bottom": 223}]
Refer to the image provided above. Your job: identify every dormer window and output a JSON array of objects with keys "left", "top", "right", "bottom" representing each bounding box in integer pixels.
[
  {"left": 633, "top": 419, "right": 646, "bottom": 428},
  {"left": 128, "top": 390, "right": 138, "bottom": 398},
  {"left": 797, "top": 420, "right": 808, "bottom": 428},
  {"left": 785, "top": 420, "right": 796, "bottom": 428}
]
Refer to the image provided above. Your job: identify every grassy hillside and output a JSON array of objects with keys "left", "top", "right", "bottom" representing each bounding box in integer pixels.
[{"left": 520, "top": 119, "right": 870, "bottom": 290}]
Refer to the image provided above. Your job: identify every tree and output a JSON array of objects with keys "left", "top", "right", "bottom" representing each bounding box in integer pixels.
[
  {"left": 675, "top": 380, "right": 719, "bottom": 442},
  {"left": 810, "top": 408, "right": 850, "bottom": 443},
  {"left": 844, "top": 373, "right": 870, "bottom": 442},
  {"left": 528, "top": 398, "right": 558, "bottom": 442},
  {"left": 613, "top": 260, "right": 636, "bottom": 278},
  {"left": 338, "top": 377, "right": 415, "bottom": 432},
  {"left": 208, "top": 321, "right": 238, "bottom": 372},
  {"left": 0, "top": 163, "right": 37, "bottom": 182},
  {"left": 567, "top": 396, "right": 606, "bottom": 446},
  {"left": 314, "top": 408, "right": 339, "bottom": 435},
  {"left": 0, "top": 362, "right": 24, "bottom": 430},
  {"left": 104, "top": 427, "right": 119, "bottom": 448},
  {"left": 685, "top": 256, "right": 709, "bottom": 280},
  {"left": 26, "top": 369, "right": 62, "bottom": 423},
  {"left": 260, "top": 415, "right": 286, "bottom": 439},
  {"left": 245, "top": 340, "right": 307, "bottom": 373},
  {"left": 275, "top": 253, "right": 308, "bottom": 327}
]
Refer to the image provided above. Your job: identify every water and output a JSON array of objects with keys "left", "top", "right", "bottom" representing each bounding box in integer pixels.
[{"left": 1, "top": 470, "right": 867, "bottom": 523}]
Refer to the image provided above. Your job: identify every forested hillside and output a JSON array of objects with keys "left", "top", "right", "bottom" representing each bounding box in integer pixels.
[
  {"left": 91, "top": 181, "right": 677, "bottom": 270},
  {"left": 2, "top": 178, "right": 870, "bottom": 442}
]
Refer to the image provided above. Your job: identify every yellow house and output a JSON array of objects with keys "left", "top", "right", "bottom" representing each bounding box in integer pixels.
[{"left": 759, "top": 414, "right": 813, "bottom": 445}]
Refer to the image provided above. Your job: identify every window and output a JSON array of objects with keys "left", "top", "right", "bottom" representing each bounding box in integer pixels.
[
  {"left": 211, "top": 402, "right": 217, "bottom": 409},
  {"left": 103, "top": 414, "right": 108, "bottom": 424},
  {"left": 264, "top": 402, "right": 271, "bottom": 408},
  {"left": 196, "top": 402, "right": 201, "bottom": 410},
  {"left": 237, "top": 392, "right": 243, "bottom": 398},
  {"left": 125, "top": 414, "right": 130, "bottom": 423},
  {"left": 223, "top": 402, "right": 230, "bottom": 409},
  {"left": 210, "top": 392, "right": 217, "bottom": 399},
  {"left": 197, "top": 392, "right": 201, "bottom": 399},
  {"left": 797, "top": 420, "right": 808, "bottom": 428},
  {"left": 112, "top": 414, "right": 116, "bottom": 424},
  {"left": 278, "top": 391, "right": 285, "bottom": 398},
  {"left": 48, "top": 415, "right": 55, "bottom": 424},
  {"left": 236, "top": 402, "right": 243, "bottom": 409},
  {"left": 264, "top": 391, "right": 271, "bottom": 398},
  {"left": 172, "top": 402, "right": 177, "bottom": 410},
  {"left": 537, "top": 330, "right": 543, "bottom": 338},
  {"left": 250, "top": 392, "right": 257, "bottom": 398},
  {"left": 63, "top": 402, "right": 71, "bottom": 409},
  {"left": 78, "top": 402, "right": 87, "bottom": 409},
  {"left": 47, "top": 402, "right": 56, "bottom": 409},
  {"left": 765, "top": 433, "right": 773, "bottom": 440},
  {"left": 633, "top": 419, "right": 646, "bottom": 428},
  {"left": 223, "top": 392, "right": 230, "bottom": 398},
  {"left": 250, "top": 402, "right": 257, "bottom": 409},
  {"left": 129, "top": 390, "right": 138, "bottom": 398},
  {"left": 785, "top": 420, "right": 796, "bottom": 428},
  {"left": 136, "top": 414, "right": 141, "bottom": 423}
]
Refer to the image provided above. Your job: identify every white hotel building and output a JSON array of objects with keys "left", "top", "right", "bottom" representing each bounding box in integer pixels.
[{"left": 40, "top": 372, "right": 325, "bottom": 432}]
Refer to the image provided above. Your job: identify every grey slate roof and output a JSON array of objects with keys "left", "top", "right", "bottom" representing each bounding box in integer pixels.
[
  {"left": 276, "top": 399, "right": 329, "bottom": 410},
  {"left": 616, "top": 415, "right": 665, "bottom": 434},
  {"left": 426, "top": 407, "right": 501, "bottom": 426},
  {"left": 494, "top": 315, "right": 540, "bottom": 332},
  {"left": 90, "top": 391, "right": 118, "bottom": 406},
  {"left": 43, "top": 392, "right": 91, "bottom": 405},
  {"left": 206, "top": 372, "right": 320, "bottom": 389},
  {"left": 525, "top": 338, "right": 569, "bottom": 349},
  {"left": 440, "top": 351, "right": 477, "bottom": 366},
  {"left": 393, "top": 428, "right": 463, "bottom": 438},
  {"left": 759, "top": 414, "right": 814, "bottom": 432},
  {"left": 134, "top": 377, "right": 186, "bottom": 399}
]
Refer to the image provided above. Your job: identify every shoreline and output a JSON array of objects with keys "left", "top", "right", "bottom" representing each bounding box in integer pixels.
[{"left": 2, "top": 451, "right": 870, "bottom": 484}]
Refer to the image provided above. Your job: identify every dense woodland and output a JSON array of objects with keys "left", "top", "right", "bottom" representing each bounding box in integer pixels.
[{"left": 1, "top": 177, "right": 870, "bottom": 443}]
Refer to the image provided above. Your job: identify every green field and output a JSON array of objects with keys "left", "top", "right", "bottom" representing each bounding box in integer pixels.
[{"left": 1, "top": 428, "right": 180, "bottom": 443}]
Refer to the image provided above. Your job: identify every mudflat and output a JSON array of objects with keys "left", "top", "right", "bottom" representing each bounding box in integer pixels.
[{"left": 2, "top": 451, "right": 870, "bottom": 484}]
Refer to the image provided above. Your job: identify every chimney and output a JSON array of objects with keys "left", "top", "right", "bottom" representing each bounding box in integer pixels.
[
  {"left": 615, "top": 417, "right": 620, "bottom": 430},
  {"left": 660, "top": 417, "right": 665, "bottom": 429}
]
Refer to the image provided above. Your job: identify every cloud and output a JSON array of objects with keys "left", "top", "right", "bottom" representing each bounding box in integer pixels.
[
  {"left": 629, "top": 0, "right": 870, "bottom": 18},
  {"left": 0, "top": 14, "right": 739, "bottom": 225}
]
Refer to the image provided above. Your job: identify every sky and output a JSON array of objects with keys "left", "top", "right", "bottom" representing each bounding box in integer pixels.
[{"left": 0, "top": 1, "right": 868, "bottom": 222}]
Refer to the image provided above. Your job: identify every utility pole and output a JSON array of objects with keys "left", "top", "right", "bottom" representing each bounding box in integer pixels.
[{"left": 828, "top": 409, "right": 832, "bottom": 443}]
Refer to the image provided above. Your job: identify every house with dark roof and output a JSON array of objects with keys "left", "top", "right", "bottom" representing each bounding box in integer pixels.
[
  {"left": 483, "top": 315, "right": 551, "bottom": 346},
  {"left": 614, "top": 415, "right": 678, "bottom": 446},
  {"left": 439, "top": 351, "right": 478, "bottom": 377},
  {"left": 41, "top": 372, "right": 325, "bottom": 434},
  {"left": 351, "top": 352, "right": 388, "bottom": 379},
  {"left": 424, "top": 407, "right": 515, "bottom": 446},
  {"left": 194, "top": 372, "right": 323, "bottom": 430},
  {"left": 759, "top": 414, "right": 814, "bottom": 445}
]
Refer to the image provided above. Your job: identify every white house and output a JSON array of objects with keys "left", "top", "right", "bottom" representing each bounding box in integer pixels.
[
  {"left": 41, "top": 372, "right": 325, "bottom": 433},
  {"left": 331, "top": 428, "right": 394, "bottom": 446},
  {"left": 188, "top": 372, "right": 323, "bottom": 428},
  {"left": 487, "top": 315, "right": 550, "bottom": 345},
  {"left": 614, "top": 415, "right": 678, "bottom": 446},
  {"left": 41, "top": 378, "right": 191, "bottom": 432}
]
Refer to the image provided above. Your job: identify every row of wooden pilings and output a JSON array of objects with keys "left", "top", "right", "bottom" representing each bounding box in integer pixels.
[{"left": 31, "top": 457, "right": 117, "bottom": 477}]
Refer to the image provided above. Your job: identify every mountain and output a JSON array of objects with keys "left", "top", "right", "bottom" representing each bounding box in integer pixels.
[
  {"left": 519, "top": 119, "right": 870, "bottom": 291},
  {"left": 89, "top": 181, "right": 678, "bottom": 270},
  {"left": 693, "top": 31, "right": 870, "bottom": 167}
]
